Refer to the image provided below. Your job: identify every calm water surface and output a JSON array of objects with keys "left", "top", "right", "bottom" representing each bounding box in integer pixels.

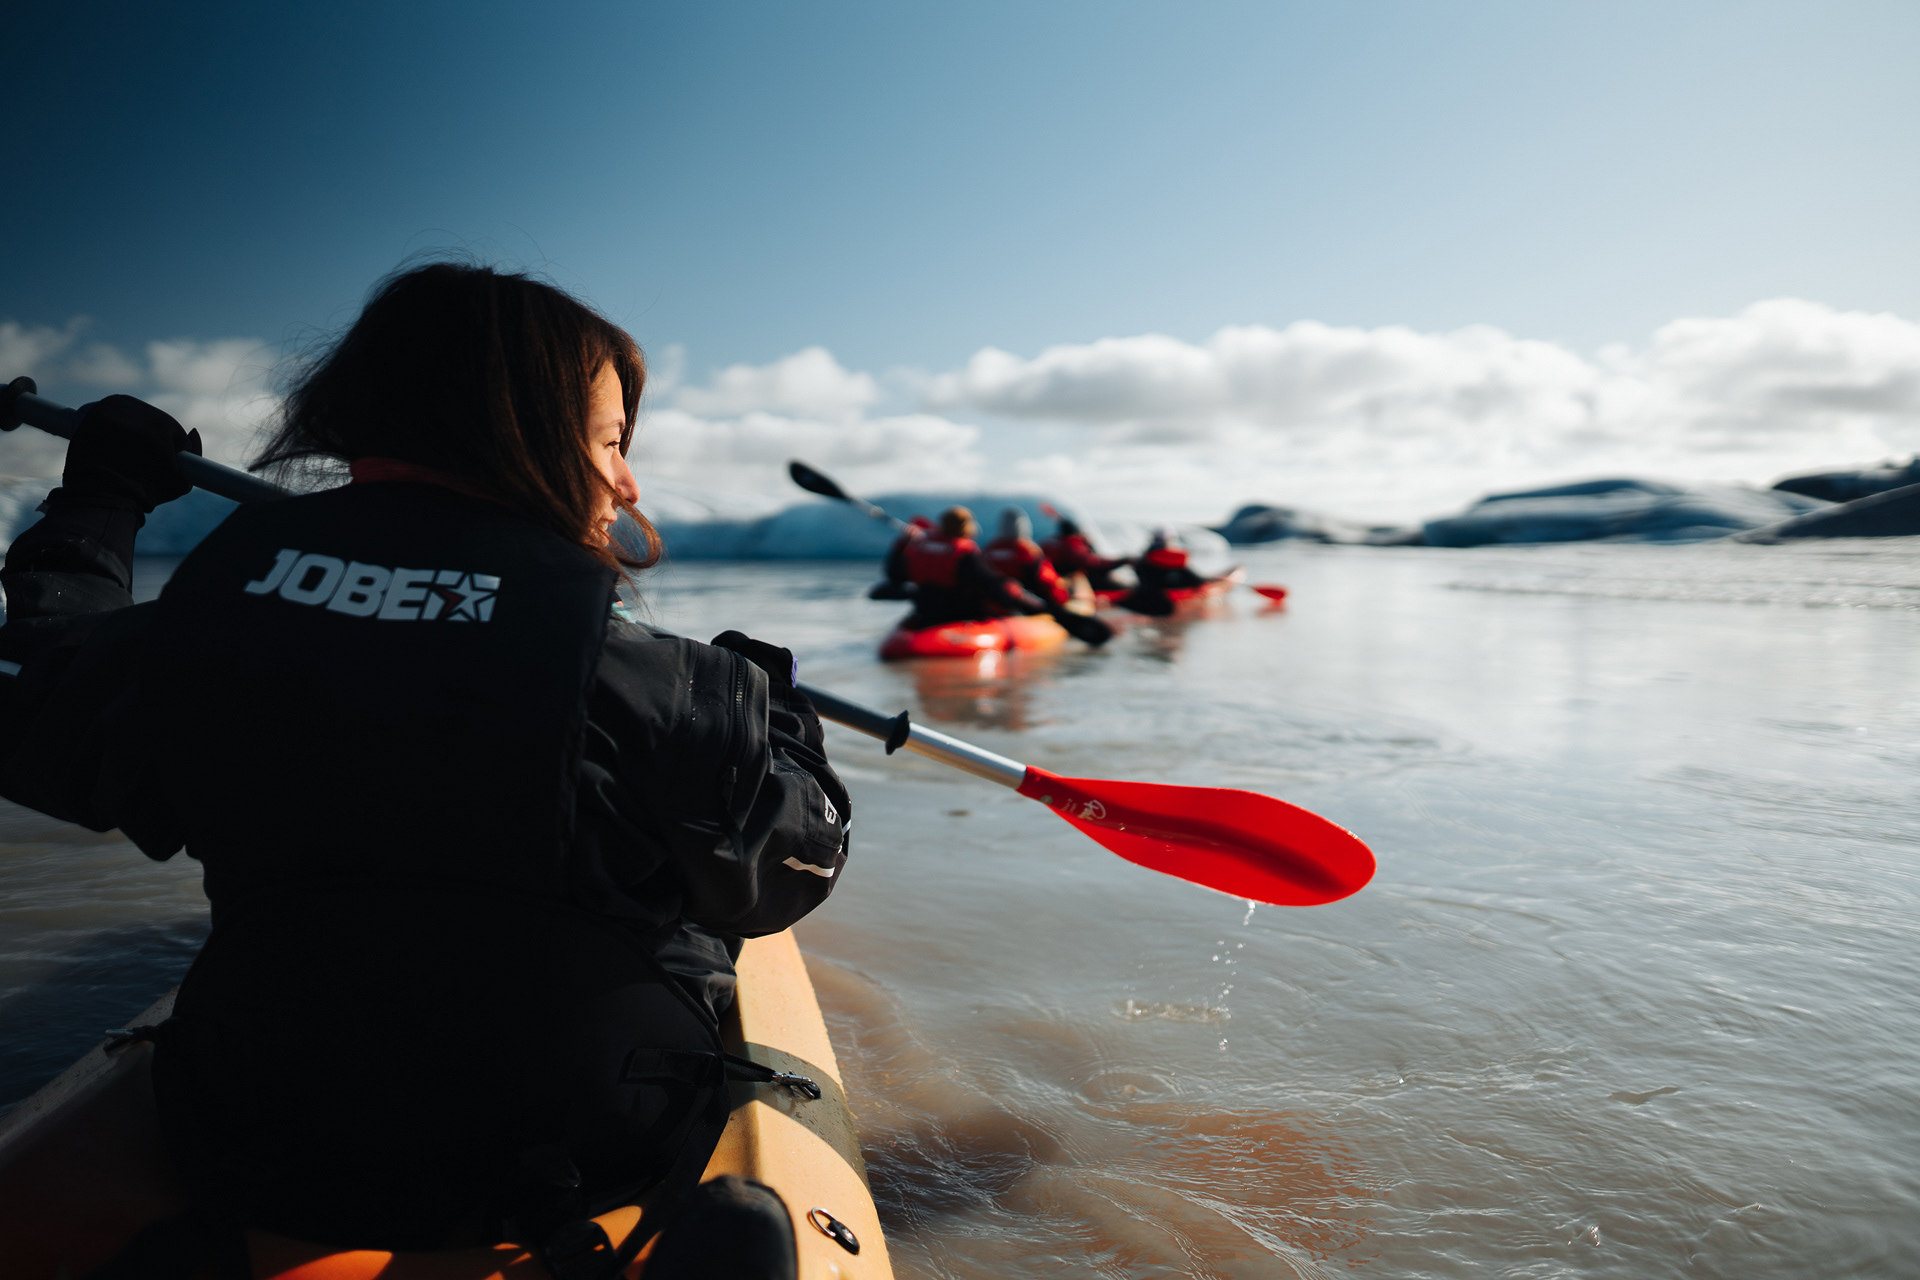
[{"left": 3, "top": 538, "right": 1917, "bottom": 1277}]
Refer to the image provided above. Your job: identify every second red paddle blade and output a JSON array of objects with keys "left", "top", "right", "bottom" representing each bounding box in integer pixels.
[
  {"left": 1016, "top": 767, "right": 1374, "bottom": 906},
  {"left": 1252, "top": 584, "right": 1288, "bottom": 602}
]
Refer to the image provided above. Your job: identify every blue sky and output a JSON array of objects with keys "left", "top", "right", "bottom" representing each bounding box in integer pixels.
[{"left": 5, "top": 0, "right": 1919, "bottom": 521}]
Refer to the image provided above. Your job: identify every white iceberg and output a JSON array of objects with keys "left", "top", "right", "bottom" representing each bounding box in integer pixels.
[{"left": 1422, "top": 478, "right": 1827, "bottom": 547}]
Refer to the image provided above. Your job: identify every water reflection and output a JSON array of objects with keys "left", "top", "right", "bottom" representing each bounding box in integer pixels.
[
  {"left": 1122, "top": 615, "right": 1199, "bottom": 664},
  {"left": 903, "top": 649, "right": 1064, "bottom": 730}
]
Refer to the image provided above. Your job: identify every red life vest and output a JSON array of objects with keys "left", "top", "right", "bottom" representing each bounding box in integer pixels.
[
  {"left": 903, "top": 536, "right": 978, "bottom": 588},
  {"left": 1041, "top": 533, "right": 1095, "bottom": 575},
  {"left": 982, "top": 535, "right": 1041, "bottom": 576},
  {"left": 986, "top": 536, "right": 1067, "bottom": 604},
  {"left": 1142, "top": 546, "right": 1190, "bottom": 570}
]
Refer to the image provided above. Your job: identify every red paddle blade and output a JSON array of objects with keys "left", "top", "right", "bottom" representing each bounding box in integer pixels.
[
  {"left": 1252, "top": 584, "right": 1288, "bottom": 602},
  {"left": 1016, "top": 767, "right": 1373, "bottom": 906}
]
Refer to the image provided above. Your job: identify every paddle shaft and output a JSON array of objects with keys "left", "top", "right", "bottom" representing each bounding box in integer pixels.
[
  {"left": 852, "top": 498, "right": 907, "bottom": 531},
  {"left": 2, "top": 382, "right": 291, "bottom": 505},
  {"left": 797, "top": 685, "right": 1027, "bottom": 788},
  {"left": 0, "top": 383, "right": 1035, "bottom": 779}
]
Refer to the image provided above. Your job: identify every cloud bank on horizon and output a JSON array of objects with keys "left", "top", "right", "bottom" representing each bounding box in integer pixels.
[
  {"left": 6, "top": 298, "right": 1920, "bottom": 526},
  {"left": 0, "top": 320, "right": 279, "bottom": 480}
]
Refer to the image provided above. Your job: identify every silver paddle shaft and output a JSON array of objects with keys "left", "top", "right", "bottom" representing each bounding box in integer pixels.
[
  {"left": 3, "top": 385, "right": 289, "bottom": 505},
  {"left": 796, "top": 683, "right": 1028, "bottom": 789}
]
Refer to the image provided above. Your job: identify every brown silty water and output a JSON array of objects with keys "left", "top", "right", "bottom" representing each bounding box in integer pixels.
[{"left": 3, "top": 540, "right": 1918, "bottom": 1277}]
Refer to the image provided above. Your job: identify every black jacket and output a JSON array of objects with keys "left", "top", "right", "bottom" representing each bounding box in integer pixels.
[
  {"left": 0, "top": 483, "right": 849, "bottom": 962},
  {"left": 0, "top": 481, "right": 852, "bottom": 1242}
]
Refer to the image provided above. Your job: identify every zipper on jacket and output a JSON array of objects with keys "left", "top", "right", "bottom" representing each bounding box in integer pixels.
[{"left": 719, "top": 651, "right": 750, "bottom": 858}]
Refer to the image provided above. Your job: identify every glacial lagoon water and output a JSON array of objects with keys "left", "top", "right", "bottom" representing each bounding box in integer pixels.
[{"left": 3, "top": 537, "right": 1917, "bottom": 1277}]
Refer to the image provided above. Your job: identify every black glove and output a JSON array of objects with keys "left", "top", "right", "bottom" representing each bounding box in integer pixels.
[
  {"left": 56, "top": 395, "right": 200, "bottom": 514},
  {"left": 710, "top": 630, "right": 798, "bottom": 688}
]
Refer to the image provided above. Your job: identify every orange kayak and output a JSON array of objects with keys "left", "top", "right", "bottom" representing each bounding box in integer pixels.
[
  {"left": 0, "top": 931, "right": 891, "bottom": 1280},
  {"left": 877, "top": 612, "right": 1069, "bottom": 660}
]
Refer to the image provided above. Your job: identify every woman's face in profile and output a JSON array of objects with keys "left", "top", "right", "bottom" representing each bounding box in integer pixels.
[{"left": 586, "top": 363, "right": 640, "bottom": 542}]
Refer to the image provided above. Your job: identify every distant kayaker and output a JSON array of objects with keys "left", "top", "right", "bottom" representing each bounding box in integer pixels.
[
  {"left": 902, "top": 505, "right": 1046, "bottom": 626},
  {"left": 0, "top": 262, "right": 846, "bottom": 1272},
  {"left": 1042, "top": 515, "right": 1127, "bottom": 594},
  {"left": 870, "top": 512, "right": 933, "bottom": 600},
  {"left": 982, "top": 507, "right": 1069, "bottom": 606},
  {"left": 1133, "top": 525, "right": 1208, "bottom": 593}
]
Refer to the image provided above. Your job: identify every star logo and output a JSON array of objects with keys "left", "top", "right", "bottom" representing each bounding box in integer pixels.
[{"left": 427, "top": 571, "right": 500, "bottom": 622}]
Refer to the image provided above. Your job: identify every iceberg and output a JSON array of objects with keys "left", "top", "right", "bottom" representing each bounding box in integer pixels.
[
  {"left": 1213, "top": 503, "right": 1419, "bottom": 546},
  {"left": 1421, "top": 478, "right": 1826, "bottom": 547},
  {"left": 1772, "top": 457, "right": 1920, "bottom": 504},
  {"left": 1737, "top": 481, "right": 1920, "bottom": 541}
]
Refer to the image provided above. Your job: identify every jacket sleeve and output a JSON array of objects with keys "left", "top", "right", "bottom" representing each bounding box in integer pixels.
[
  {"left": 0, "top": 501, "right": 183, "bottom": 854},
  {"left": 0, "top": 499, "right": 143, "bottom": 658},
  {"left": 573, "top": 624, "right": 852, "bottom": 938},
  {"left": 883, "top": 536, "right": 911, "bottom": 584},
  {"left": 958, "top": 550, "right": 1040, "bottom": 611}
]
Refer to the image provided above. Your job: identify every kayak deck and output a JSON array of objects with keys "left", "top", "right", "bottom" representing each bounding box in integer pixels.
[
  {"left": 0, "top": 931, "right": 890, "bottom": 1280},
  {"left": 878, "top": 611, "right": 1069, "bottom": 660}
]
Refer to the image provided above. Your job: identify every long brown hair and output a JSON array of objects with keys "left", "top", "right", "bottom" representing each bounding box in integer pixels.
[{"left": 256, "top": 261, "right": 660, "bottom": 570}]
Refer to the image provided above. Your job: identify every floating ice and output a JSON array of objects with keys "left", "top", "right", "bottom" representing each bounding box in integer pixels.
[
  {"left": 1773, "top": 457, "right": 1920, "bottom": 504},
  {"left": 1214, "top": 502, "right": 1419, "bottom": 546},
  {"left": 1738, "top": 481, "right": 1920, "bottom": 541},
  {"left": 1421, "top": 478, "right": 1826, "bottom": 547}
]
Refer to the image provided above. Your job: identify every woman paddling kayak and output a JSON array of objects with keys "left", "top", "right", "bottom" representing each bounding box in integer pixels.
[{"left": 0, "top": 262, "right": 852, "bottom": 1274}]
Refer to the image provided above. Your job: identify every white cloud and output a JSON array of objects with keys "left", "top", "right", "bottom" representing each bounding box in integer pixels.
[
  {"left": 635, "top": 405, "right": 982, "bottom": 507},
  {"left": 643, "top": 342, "right": 687, "bottom": 399},
  {"left": 64, "top": 342, "right": 147, "bottom": 387},
  {"left": 0, "top": 319, "right": 280, "bottom": 477},
  {"left": 671, "top": 346, "right": 878, "bottom": 420},
  {"left": 636, "top": 347, "right": 980, "bottom": 512},
  {"left": 141, "top": 337, "right": 280, "bottom": 466},
  {"left": 0, "top": 319, "right": 87, "bottom": 376},
  {"left": 927, "top": 301, "right": 1920, "bottom": 521},
  {"left": 1627, "top": 299, "right": 1920, "bottom": 447}
]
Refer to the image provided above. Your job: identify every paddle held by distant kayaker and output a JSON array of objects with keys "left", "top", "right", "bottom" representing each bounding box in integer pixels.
[{"left": 0, "top": 261, "right": 851, "bottom": 1270}]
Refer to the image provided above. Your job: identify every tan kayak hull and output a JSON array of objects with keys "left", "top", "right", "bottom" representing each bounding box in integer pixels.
[{"left": 0, "top": 930, "right": 891, "bottom": 1280}]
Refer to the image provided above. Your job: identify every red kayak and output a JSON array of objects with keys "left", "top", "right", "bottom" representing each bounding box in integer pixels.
[{"left": 878, "top": 613, "right": 1070, "bottom": 660}]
